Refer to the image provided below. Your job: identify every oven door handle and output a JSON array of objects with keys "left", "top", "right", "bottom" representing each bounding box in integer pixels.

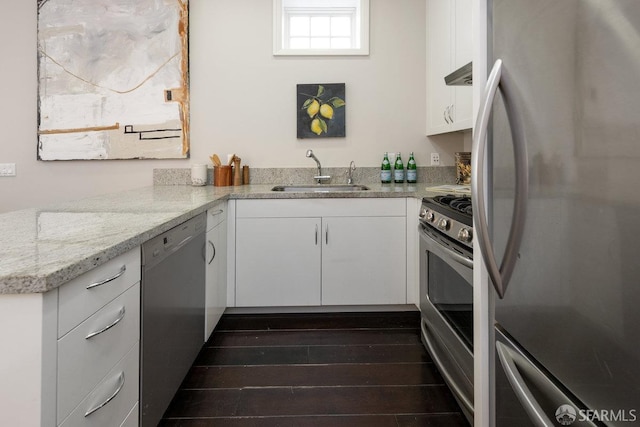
[
  {"left": 421, "top": 228, "right": 473, "bottom": 270},
  {"left": 472, "top": 59, "right": 529, "bottom": 298}
]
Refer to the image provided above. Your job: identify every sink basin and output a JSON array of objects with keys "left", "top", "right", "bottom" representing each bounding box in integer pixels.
[{"left": 271, "top": 184, "right": 370, "bottom": 192}]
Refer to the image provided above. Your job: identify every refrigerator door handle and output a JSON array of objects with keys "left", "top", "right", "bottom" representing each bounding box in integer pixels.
[
  {"left": 472, "top": 59, "right": 529, "bottom": 298},
  {"left": 496, "top": 337, "right": 599, "bottom": 427}
]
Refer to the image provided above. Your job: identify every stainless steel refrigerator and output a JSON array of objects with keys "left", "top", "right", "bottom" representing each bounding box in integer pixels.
[{"left": 472, "top": 0, "right": 640, "bottom": 425}]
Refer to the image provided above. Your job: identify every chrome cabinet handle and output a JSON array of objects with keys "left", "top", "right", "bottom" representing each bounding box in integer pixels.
[
  {"left": 86, "top": 265, "right": 126, "bottom": 290},
  {"left": 421, "top": 321, "right": 474, "bottom": 416},
  {"left": 315, "top": 224, "right": 318, "bottom": 245},
  {"left": 444, "top": 107, "right": 450, "bottom": 124},
  {"left": 209, "top": 209, "right": 224, "bottom": 217},
  {"left": 472, "top": 59, "right": 529, "bottom": 298},
  {"left": 84, "top": 372, "right": 125, "bottom": 417},
  {"left": 207, "top": 240, "right": 216, "bottom": 265},
  {"left": 85, "top": 307, "right": 125, "bottom": 340},
  {"left": 325, "top": 224, "right": 329, "bottom": 245},
  {"left": 448, "top": 104, "right": 454, "bottom": 123}
]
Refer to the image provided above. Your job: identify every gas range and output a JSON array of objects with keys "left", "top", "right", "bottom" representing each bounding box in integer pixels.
[{"left": 419, "top": 194, "right": 473, "bottom": 250}]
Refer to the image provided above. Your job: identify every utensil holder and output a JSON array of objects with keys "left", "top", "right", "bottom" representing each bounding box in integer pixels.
[{"left": 213, "top": 165, "right": 233, "bottom": 186}]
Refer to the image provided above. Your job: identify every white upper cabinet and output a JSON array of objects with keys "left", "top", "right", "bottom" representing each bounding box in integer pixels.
[{"left": 426, "top": 0, "right": 473, "bottom": 135}]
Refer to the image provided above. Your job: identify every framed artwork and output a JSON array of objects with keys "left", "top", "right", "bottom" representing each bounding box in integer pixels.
[
  {"left": 37, "top": 0, "right": 190, "bottom": 160},
  {"left": 297, "top": 83, "right": 345, "bottom": 139}
]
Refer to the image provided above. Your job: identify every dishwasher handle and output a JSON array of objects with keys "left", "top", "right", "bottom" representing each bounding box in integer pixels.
[{"left": 142, "top": 213, "right": 206, "bottom": 267}]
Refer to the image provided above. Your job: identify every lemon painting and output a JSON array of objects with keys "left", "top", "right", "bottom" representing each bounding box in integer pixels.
[{"left": 297, "top": 84, "right": 346, "bottom": 139}]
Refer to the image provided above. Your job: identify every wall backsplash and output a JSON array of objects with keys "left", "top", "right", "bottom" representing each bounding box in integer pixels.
[{"left": 154, "top": 167, "right": 456, "bottom": 186}]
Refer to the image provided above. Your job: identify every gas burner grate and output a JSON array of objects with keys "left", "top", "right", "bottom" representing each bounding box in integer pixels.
[{"left": 433, "top": 194, "right": 473, "bottom": 216}]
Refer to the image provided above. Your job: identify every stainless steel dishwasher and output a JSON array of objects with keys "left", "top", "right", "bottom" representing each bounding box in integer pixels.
[{"left": 140, "top": 213, "right": 206, "bottom": 427}]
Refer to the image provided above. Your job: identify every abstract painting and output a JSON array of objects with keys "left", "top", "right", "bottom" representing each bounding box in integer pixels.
[
  {"left": 37, "top": 0, "right": 190, "bottom": 160},
  {"left": 297, "top": 83, "right": 345, "bottom": 139}
]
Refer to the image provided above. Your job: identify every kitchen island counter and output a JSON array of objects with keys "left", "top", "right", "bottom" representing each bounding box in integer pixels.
[{"left": 0, "top": 183, "right": 438, "bottom": 294}]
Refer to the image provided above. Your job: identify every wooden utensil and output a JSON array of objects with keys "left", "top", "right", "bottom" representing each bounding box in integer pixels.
[{"left": 210, "top": 154, "right": 222, "bottom": 166}]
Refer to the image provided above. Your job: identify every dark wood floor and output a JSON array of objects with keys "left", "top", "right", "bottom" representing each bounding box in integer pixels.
[{"left": 160, "top": 311, "right": 468, "bottom": 426}]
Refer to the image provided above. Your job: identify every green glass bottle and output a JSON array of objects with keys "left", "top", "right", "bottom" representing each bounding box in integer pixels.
[
  {"left": 406, "top": 152, "right": 417, "bottom": 183},
  {"left": 381, "top": 152, "right": 391, "bottom": 183},
  {"left": 394, "top": 152, "right": 404, "bottom": 183}
]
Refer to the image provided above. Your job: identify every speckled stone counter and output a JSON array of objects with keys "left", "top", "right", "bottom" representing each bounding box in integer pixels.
[{"left": 0, "top": 182, "right": 453, "bottom": 294}]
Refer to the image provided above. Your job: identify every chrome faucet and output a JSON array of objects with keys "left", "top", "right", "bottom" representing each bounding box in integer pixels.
[
  {"left": 347, "top": 160, "right": 356, "bottom": 184},
  {"left": 306, "top": 149, "right": 331, "bottom": 184}
]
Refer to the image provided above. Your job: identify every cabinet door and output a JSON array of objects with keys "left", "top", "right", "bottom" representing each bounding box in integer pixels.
[
  {"left": 426, "top": 0, "right": 455, "bottom": 135},
  {"left": 236, "top": 217, "right": 321, "bottom": 307},
  {"left": 451, "top": 0, "right": 473, "bottom": 130},
  {"left": 205, "top": 219, "right": 227, "bottom": 341},
  {"left": 321, "top": 216, "right": 407, "bottom": 305},
  {"left": 426, "top": 0, "right": 473, "bottom": 135}
]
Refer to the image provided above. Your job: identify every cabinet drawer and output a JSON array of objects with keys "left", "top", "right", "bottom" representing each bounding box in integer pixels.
[
  {"left": 57, "top": 284, "right": 139, "bottom": 424},
  {"left": 58, "top": 248, "right": 141, "bottom": 338},
  {"left": 59, "top": 342, "right": 139, "bottom": 427},
  {"left": 207, "top": 203, "right": 227, "bottom": 231}
]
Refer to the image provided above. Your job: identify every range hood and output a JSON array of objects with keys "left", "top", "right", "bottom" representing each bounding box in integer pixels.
[{"left": 444, "top": 62, "right": 472, "bottom": 86}]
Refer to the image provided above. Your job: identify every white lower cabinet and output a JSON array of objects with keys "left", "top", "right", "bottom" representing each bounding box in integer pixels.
[
  {"left": 236, "top": 217, "right": 322, "bottom": 306},
  {"left": 205, "top": 205, "right": 228, "bottom": 340},
  {"left": 57, "top": 284, "right": 139, "bottom": 424},
  {"left": 321, "top": 216, "right": 406, "bottom": 305},
  {"left": 235, "top": 199, "right": 407, "bottom": 307},
  {"left": 0, "top": 248, "right": 142, "bottom": 426},
  {"left": 56, "top": 248, "right": 141, "bottom": 427}
]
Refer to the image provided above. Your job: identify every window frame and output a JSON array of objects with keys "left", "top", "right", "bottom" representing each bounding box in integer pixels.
[{"left": 273, "top": 0, "right": 370, "bottom": 56}]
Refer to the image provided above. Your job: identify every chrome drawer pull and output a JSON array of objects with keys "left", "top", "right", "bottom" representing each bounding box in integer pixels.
[
  {"left": 84, "top": 372, "right": 125, "bottom": 417},
  {"left": 85, "top": 307, "right": 125, "bottom": 340},
  {"left": 86, "top": 265, "right": 126, "bottom": 290}
]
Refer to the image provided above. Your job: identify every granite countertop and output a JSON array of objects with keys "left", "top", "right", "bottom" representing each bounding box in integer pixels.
[{"left": 0, "top": 183, "right": 446, "bottom": 295}]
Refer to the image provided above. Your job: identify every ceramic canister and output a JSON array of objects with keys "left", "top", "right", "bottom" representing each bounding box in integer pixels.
[{"left": 191, "top": 164, "right": 207, "bottom": 186}]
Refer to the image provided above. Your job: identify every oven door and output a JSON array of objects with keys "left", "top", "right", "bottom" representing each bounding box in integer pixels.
[{"left": 419, "top": 223, "right": 474, "bottom": 422}]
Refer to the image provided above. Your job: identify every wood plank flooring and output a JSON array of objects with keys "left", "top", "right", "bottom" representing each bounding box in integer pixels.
[{"left": 160, "top": 311, "right": 468, "bottom": 426}]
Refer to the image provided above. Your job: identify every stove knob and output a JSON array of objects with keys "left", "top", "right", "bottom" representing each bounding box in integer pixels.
[
  {"left": 437, "top": 218, "right": 450, "bottom": 231},
  {"left": 458, "top": 228, "right": 473, "bottom": 243},
  {"left": 419, "top": 208, "right": 427, "bottom": 219},
  {"left": 425, "top": 210, "right": 435, "bottom": 222}
]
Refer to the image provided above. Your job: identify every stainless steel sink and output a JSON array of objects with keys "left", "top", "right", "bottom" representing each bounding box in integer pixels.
[{"left": 271, "top": 184, "right": 370, "bottom": 192}]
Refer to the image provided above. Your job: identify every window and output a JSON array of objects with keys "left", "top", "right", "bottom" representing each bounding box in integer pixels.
[{"left": 273, "top": 0, "right": 369, "bottom": 55}]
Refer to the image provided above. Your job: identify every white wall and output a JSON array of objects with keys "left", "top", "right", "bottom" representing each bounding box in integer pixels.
[{"left": 0, "top": 0, "right": 463, "bottom": 213}]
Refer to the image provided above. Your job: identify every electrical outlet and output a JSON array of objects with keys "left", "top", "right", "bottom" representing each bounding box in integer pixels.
[
  {"left": 0, "top": 163, "right": 16, "bottom": 177},
  {"left": 430, "top": 153, "right": 440, "bottom": 166}
]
